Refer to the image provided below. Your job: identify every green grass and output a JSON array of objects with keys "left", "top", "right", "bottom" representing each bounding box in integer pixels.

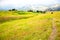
[
  {"left": 0, "top": 11, "right": 38, "bottom": 23},
  {"left": 52, "top": 11, "right": 60, "bottom": 40},
  {"left": 0, "top": 11, "right": 60, "bottom": 40}
]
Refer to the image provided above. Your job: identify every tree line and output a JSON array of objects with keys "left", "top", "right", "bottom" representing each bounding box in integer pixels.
[{"left": 8, "top": 9, "right": 46, "bottom": 13}]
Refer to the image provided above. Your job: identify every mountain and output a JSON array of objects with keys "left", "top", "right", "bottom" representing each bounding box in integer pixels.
[
  {"left": 19, "top": 4, "right": 49, "bottom": 11},
  {"left": 52, "top": 4, "right": 60, "bottom": 11},
  {"left": 20, "top": 4, "right": 60, "bottom": 11},
  {"left": 0, "top": 4, "right": 60, "bottom": 11},
  {"left": 46, "top": 4, "right": 60, "bottom": 11}
]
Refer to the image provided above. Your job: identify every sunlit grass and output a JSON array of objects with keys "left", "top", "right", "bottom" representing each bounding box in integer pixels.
[{"left": 0, "top": 11, "right": 60, "bottom": 40}]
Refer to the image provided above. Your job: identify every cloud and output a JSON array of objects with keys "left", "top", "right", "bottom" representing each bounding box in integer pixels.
[{"left": 0, "top": 0, "right": 59, "bottom": 9}]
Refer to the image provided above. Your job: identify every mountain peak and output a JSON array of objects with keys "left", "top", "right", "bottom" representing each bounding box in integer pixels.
[{"left": 52, "top": 4, "right": 60, "bottom": 8}]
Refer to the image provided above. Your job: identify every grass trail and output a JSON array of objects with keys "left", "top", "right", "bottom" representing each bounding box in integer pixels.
[{"left": 48, "top": 18, "right": 57, "bottom": 40}]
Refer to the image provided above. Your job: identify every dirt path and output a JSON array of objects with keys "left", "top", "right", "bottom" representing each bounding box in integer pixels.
[{"left": 48, "top": 18, "right": 57, "bottom": 40}]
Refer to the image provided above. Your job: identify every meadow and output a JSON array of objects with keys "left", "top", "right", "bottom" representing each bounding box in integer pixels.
[{"left": 0, "top": 10, "right": 60, "bottom": 40}]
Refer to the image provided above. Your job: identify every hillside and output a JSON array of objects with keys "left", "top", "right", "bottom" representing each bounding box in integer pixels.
[{"left": 0, "top": 11, "right": 60, "bottom": 40}]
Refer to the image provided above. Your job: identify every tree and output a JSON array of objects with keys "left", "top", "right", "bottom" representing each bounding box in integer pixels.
[
  {"left": 8, "top": 9, "right": 11, "bottom": 11},
  {"left": 36, "top": 10, "right": 46, "bottom": 13},
  {"left": 42, "top": 11, "right": 46, "bottom": 13},
  {"left": 12, "top": 9, "right": 17, "bottom": 11},
  {"left": 28, "top": 10, "right": 33, "bottom": 12},
  {"left": 36, "top": 10, "right": 40, "bottom": 13}
]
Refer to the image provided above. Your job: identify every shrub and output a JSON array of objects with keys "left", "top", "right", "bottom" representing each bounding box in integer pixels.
[{"left": 28, "top": 10, "right": 33, "bottom": 12}]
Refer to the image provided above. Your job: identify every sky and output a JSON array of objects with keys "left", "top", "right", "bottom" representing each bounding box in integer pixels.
[{"left": 0, "top": 0, "right": 60, "bottom": 10}]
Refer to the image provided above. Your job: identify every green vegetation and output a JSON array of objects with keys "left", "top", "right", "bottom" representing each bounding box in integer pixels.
[
  {"left": 0, "top": 10, "right": 60, "bottom": 40},
  {"left": 0, "top": 10, "right": 38, "bottom": 23}
]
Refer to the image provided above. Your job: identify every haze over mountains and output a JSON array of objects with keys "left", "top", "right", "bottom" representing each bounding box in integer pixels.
[
  {"left": 20, "top": 4, "right": 60, "bottom": 11},
  {"left": 47, "top": 4, "right": 60, "bottom": 11},
  {"left": 0, "top": 4, "right": 60, "bottom": 11},
  {"left": 0, "top": 0, "right": 60, "bottom": 11}
]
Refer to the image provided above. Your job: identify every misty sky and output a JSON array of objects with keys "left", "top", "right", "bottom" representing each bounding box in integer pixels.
[{"left": 0, "top": 0, "right": 60, "bottom": 9}]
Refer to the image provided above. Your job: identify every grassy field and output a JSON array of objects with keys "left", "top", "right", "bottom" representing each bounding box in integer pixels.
[{"left": 0, "top": 11, "right": 60, "bottom": 40}]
